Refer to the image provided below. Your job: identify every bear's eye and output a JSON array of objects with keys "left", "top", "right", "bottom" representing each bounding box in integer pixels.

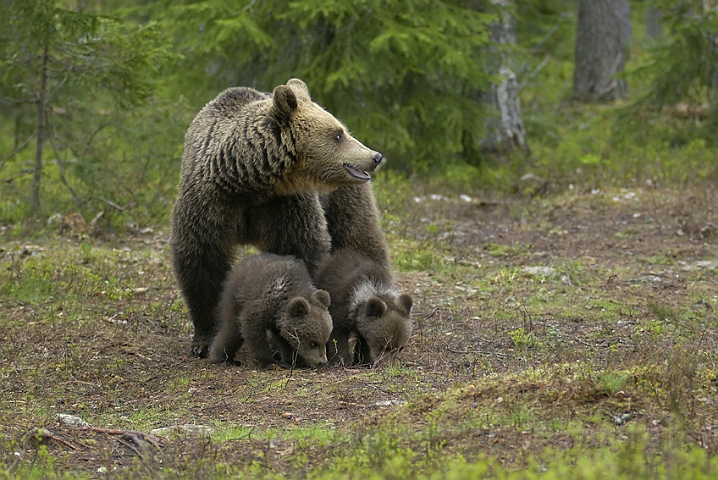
[
  {"left": 310, "top": 342, "right": 319, "bottom": 348},
  {"left": 335, "top": 132, "right": 343, "bottom": 142}
]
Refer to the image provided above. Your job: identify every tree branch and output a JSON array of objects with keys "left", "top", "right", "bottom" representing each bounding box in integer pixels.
[
  {"left": 48, "top": 119, "right": 80, "bottom": 201},
  {"left": 3, "top": 169, "right": 33, "bottom": 183},
  {"left": 1, "top": 131, "right": 37, "bottom": 168}
]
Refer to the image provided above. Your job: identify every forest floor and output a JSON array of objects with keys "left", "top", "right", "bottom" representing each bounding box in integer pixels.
[{"left": 1, "top": 183, "right": 717, "bottom": 478}]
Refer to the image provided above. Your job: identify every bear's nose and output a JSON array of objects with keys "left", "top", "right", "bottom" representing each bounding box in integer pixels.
[{"left": 373, "top": 152, "right": 383, "bottom": 165}]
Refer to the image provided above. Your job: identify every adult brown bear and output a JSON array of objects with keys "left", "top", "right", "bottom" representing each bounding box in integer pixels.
[{"left": 170, "top": 79, "right": 388, "bottom": 357}]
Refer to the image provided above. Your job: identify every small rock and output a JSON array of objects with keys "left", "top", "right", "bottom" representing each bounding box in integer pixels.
[
  {"left": 521, "top": 266, "right": 557, "bottom": 278},
  {"left": 373, "top": 399, "right": 406, "bottom": 408},
  {"left": 57, "top": 414, "right": 91, "bottom": 428},
  {"left": 150, "top": 424, "right": 214, "bottom": 437},
  {"left": 631, "top": 275, "right": 661, "bottom": 283},
  {"left": 614, "top": 413, "right": 631, "bottom": 426},
  {"left": 682, "top": 260, "right": 718, "bottom": 271}
]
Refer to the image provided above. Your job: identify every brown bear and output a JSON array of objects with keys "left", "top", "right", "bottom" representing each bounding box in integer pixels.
[
  {"left": 209, "top": 253, "right": 333, "bottom": 368},
  {"left": 315, "top": 248, "right": 413, "bottom": 366},
  {"left": 170, "top": 78, "right": 385, "bottom": 357}
]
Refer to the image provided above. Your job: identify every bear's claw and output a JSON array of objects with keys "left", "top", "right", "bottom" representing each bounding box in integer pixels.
[{"left": 189, "top": 343, "right": 210, "bottom": 358}]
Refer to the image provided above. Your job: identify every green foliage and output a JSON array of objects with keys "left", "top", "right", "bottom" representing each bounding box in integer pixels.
[
  {"left": 2, "top": 0, "right": 718, "bottom": 227},
  {"left": 616, "top": 1, "right": 718, "bottom": 147},
  {"left": 147, "top": 0, "right": 497, "bottom": 170},
  {"left": 0, "top": 0, "right": 178, "bottom": 224}
]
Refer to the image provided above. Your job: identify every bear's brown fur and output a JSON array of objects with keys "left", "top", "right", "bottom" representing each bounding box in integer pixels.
[
  {"left": 320, "top": 182, "right": 389, "bottom": 268},
  {"left": 209, "top": 253, "right": 333, "bottom": 368},
  {"left": 315, "top": 249, "right": 413, "bottom": 366},
  {"left": 170, "top": 78, "right": 383, "bottom": 357}
]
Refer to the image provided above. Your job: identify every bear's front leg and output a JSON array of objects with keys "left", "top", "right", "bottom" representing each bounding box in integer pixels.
[
  {"left": 209, "top": 315, "right": 244, "bottom": 365},
  {"left": 270, "top": 332, "right": 299, "bottom": 368},
  {"left": 244, "top": 322, "right": 277, "bottom": 369},
  {"left": 353, "top": 335, "right": 377, "bottom": 366},
  {"left": 171, "top": 202, "right": 237, "bottom": 358}
]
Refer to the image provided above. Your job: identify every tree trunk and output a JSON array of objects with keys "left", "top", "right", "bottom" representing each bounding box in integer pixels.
[
  {"left": 486, "top": 0, "right": 529, "bottom": 154},
  {"left": 31, "top": 43, "right": 49, "bottom": 217},
  {"left": 646, "top": 7, "right": 662, "bottom": 39},
  {"left": 573, "top": 0, "right": 632, "bottom": 102}
]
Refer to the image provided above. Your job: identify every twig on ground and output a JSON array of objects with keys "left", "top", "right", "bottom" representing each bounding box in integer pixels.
[
  {"left": 26, "top": 428, "right": 79, "bottom": 450},
  {"left": 77, "top": 427, "right": 161, "bottom": 448}
]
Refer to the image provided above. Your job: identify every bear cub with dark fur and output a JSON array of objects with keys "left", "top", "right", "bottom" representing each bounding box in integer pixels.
[
  {"left": 209, "top": 253, "right": 333, "bottom": 369},
  {"left": 170, "top": 78, "right": 384, "bottom": 358},
  {"left": 315, "top": 249, "right": 413, "bottom": 366}
]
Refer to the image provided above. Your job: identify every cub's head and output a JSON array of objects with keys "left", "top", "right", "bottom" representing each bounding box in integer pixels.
[
  {"left": 278, "top": 289, "right": 333, "bottom": 367},
  {"left": 271, "top": 78, "right": 383, "bottom": 190},
  {"left": 355, "top": 293, "right": 413, "bottom": 365}
]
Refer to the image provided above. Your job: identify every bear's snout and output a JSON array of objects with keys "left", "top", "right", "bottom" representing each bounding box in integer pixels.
[{"left": 373, "top": 152, "right": 383, "bottom": 165}]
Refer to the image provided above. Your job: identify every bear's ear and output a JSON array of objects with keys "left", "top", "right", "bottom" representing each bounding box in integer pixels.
[
  {"left": 364, "top": 296, "right": 387, "bottom": 318},
  {"left": 272, "top": 85, "right": 298, "bottom": 119},
  {"left": 312, "top": 289, "right": 331, "bottom": 309},
  {"left": 397, "top": 294, "right": 413, "bottom": 315},
  {"left": 286, "top": 78, "right": 311, "bottom": 101},
  {"left": 286, "top": 297, "right": 310, "bottom": 318}
]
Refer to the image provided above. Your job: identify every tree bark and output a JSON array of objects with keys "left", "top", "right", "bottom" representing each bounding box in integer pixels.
[
  {"left": 646, "top": 7, "right": 662, "bottom": 39},
  {"left": 486, "top": 0, "right": 529, "bottom": 153},
  {"left": 31, "top": 42, "right": 49, "bottom": 217},
  {"left": 573, "top": 0, "right": 632, "bottom": 102}
]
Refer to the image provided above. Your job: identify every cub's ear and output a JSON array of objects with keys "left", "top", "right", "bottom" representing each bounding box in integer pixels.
[
  {"left": 272, "top": 85, "right": 298, "bottom": 119},
  {"left": 397, "top": 294, "right": 413, "bottom": 315},
  {"left": 312, "top": 289, "right": 331, "bottom": 309},
  {"left": 287, "top": 78, "right": 311, "bottom": 101},
  {"left": 286, "top": 297, "right": 310, "bottom": 318},
  {"left": 365, "top": 296, "right": 387, "bottom": 318}
]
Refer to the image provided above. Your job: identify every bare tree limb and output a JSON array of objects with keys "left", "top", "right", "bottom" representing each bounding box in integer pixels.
[
  {"left": 1, "top": 131, "right": 37, "bottom": 168},
  {"left": 3, "top": 169, "right": 33, "bottom": 183}
]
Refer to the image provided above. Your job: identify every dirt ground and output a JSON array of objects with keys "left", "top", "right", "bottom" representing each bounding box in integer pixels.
[{"left": 1, "top": 185, "right": 717, "bottom": 476}]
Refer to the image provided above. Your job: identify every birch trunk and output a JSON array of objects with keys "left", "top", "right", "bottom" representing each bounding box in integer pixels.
[{"left": 487, "top": 0, "right": 529, "bottom": 153}]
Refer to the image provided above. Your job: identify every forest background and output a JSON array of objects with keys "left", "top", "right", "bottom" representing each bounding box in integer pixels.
[{"left": 2, "top": 0, "right": 716, "bottom": 232}]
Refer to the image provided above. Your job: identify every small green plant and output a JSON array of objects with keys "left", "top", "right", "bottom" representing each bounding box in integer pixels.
[
  {"left": 509, "top": 327, "right": 541, "bottom": 354},
  {"left": 598, "top": 371, "right": 630, "bottom": 396}
]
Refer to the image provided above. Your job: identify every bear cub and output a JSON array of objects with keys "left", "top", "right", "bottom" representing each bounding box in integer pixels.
[
  {"left": 315, "top": 249, "right": 413, "bottom": 366},
  {"left": 209, "top": 253, "right": 333, "bottom": 369}
]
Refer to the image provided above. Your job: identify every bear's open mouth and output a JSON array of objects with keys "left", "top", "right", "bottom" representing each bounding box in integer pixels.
[{"left": 344, "top": 164, "right": 371, "bottom": 181}]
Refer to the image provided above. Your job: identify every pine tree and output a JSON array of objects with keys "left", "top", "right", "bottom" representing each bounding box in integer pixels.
[
  {"left": 151, "top": 0, "right": 502, "bottom": 169},
  {"left": 0, "top": 0, "right": 170, "bottom": 217}
]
